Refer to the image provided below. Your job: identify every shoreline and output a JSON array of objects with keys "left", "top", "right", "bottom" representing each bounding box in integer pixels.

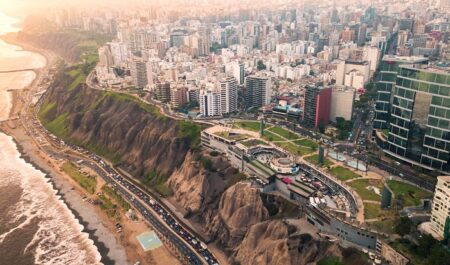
[
  {"left": 9, "top": 136, "right": 113, "bottom": 265},
  {"left": 0, "top": 36, "right": 130, "bottom": 265},
  {"left": 0, "top": 33, "right": 49, "bottom": 64}
]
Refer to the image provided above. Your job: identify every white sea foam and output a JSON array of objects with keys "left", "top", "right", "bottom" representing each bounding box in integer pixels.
[
  {"left": 0, "top": 12, "right": 103, "bottom": 265},
  {"left": 0, "top": 133, "right": 103, "bottom": 265}
]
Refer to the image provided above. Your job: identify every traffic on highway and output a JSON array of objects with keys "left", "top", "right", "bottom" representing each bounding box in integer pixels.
[
  {"left": 34, "top": 124, "right": 219, "bottom": 265},
  {"left": 84, "top": 151, "right": 219, "bottom": 265}
]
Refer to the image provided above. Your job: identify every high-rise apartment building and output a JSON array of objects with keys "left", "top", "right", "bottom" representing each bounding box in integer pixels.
[
  {"left": 155, "top": 81, "right": 171, "bottom": 103},
  {"left": 430, "top": 176, "right": 450, "bottom": 240},
  {"left": 341, "top": 27, "right": 355, "bottom": 43},
  {"left": 219, "top": 77, "right": 238, "bottom": 114},
  {"left": 130, "top": 59, "right": 148, "bottom": 89},
  {"left": 373, "top": 55, "right": 429, "bottom": 129},
  {"left": 245, "top": 75, "right": 272, "bottom": 109},
  {"left": 330, "top": 87, "right": 355, "bottom": 122},
  {"left": 397, "top": 30, "right": 409, "bottom": 47},
  {"left": 98, "top": 46, "right": 114, "bottom": 69},
  {"left": 303, "top": 86, "right": 332, "bottom": 128},
  {"left": 108, "top": 41, "right": 128, "bottom": 66},
  {"left": 199, "top": 90, "right": 222, "bottom": 117},
  {"left": 384, "top": 65, "right": 450, "bottom": 172},
  {"left": 233, "top": 62, "right": 245, "bottom": 85},
  {"left": 335, "top": 60, "right": 371, "bottom": 89},
  {"left": 188, "top": 88, "right": 200, "bottom": 103},
  {"left": 170, "top": 86, "right": 188, "bottom": 109},
  {"left": 170, "top": 30, "right": 187, "bottom": 47}
]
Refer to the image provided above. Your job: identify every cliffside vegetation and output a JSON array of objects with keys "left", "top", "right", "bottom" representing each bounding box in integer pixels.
[
  {"left": 39, "top": 63, "right": 202, "bottom": 195},
  {"left": 60, "top": 162, "right": 97, "bottom": 194}
]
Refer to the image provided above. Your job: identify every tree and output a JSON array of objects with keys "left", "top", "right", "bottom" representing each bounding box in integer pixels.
[
  {"left": 394, "top": 217, "right": 413, "bottom": 236},
  {"left": 427, "top": 244, "right": 450, "bottom": 265},
  {"left": 201, "top": 157, "right": 213, "bottom": 170},
  {"left": 318, "top": 122, "right": 326, "bottom": 133},
  {"left": 416, "top": 234, "right": 438, "bottom": 256},
  {"left": 335, "top": 117, "right": 353, "bottom": 140},
  {"left": 257, "top": 60, "right": 266, "bottom": 70}
]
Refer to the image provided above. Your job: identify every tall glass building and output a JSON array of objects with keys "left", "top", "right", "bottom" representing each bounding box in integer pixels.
[
  {"left": 385, "top": 65, "right": 450, "bottom": 172},
  {"left": 374, "top": 56, "right": 428, "bottom": 129}
]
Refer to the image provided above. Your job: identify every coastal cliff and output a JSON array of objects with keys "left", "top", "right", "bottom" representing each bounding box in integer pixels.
[{"left": 39, "top": 81, "right": 345, "bottom": 265}]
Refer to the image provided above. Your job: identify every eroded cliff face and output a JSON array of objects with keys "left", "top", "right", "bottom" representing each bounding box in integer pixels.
[
  {"left": 234, "top": 220, "right": 292, "bottom": 265},
  {"left": 167, "top": 152, "right": 236, "bottom": 214},
  {"left": 205, "top": 182, "right": 269, "bottom": 250},
  {"left": 234, "top": 220, "right": 340, "bottom": 265},
  {"left": 40, "top": 85, "right": 192, "bottom": 178},
  {"left": 168, "top": 163, "right": 341, "bottom": 265}
]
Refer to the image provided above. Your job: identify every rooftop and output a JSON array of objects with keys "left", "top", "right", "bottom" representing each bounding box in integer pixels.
[
  {"left": 399, "top": 64, "right": 450, "bottom": 75},
  {"left": 437, "top": 176, "right": 450, "bottom": 183},
  {"left": 382, "top": 55, "right": 429, "bottom": 63}
]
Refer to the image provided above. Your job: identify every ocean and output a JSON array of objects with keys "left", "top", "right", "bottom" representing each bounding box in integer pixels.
[{"left": 0, "top": 13, "right": 102, "bottom": 265}]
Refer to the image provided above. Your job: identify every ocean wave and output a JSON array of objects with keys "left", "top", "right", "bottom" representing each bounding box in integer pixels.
[{"left": 0, "top": 133, "right": 103, "bottom": 265}]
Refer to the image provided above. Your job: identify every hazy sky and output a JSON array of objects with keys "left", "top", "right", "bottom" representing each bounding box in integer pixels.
[
  {"left": 2, "top": 0, "right": 299, "bottom": 16},
  {"left": 0, "top": 0, "right": 158, "bottom": 16}
]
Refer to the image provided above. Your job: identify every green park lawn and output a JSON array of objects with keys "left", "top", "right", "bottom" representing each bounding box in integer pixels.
[
  {"left": 363, "top": 202, "right": 390, "bottom": 219},
  {"left": 262, "top": 131, "right": 285, "bottom": 142},
  {"left": 267, "top": 126, "right": 300, "bottom": 140},
  {"left": 102, "top": 185, "right": 130, "bottom": 211},
  {"left": 276, "top": 142, "right": 315, "bottom": 156},
  {"left": 329, "top": 166, "right": 361, "bottom": 181},
  {"left": 234, "top": 121, "right": 261, "bottom": 132},
  {"left": 387, "top": 180, "right": 432, "bottom": 207},
  {"left": 368, "top": 219, "right": 396, "bottom": 234},
  {"left": 293, "top": 138, "right": 318, "bottom": 149},
  {"left": 304, "top": 154, "right": 334, "bottom": 167},
  {"left": 347, "top": 179, "right": 383, "bottom": 201}
]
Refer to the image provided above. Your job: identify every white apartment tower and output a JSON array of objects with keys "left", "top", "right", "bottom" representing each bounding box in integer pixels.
[
  {"left": 220, "top": 76, "right": 238, "bottom": 114},
  {"left": 199, "top": 90, "right": 222, "bottom": 117},
  {"left": 98, "top": 46, "right": 113, "bottom": 69},
  {"left": 232, "top": 62, "right": 245, "bottom": 85},
  {"left": 430, "top": 176, "right": 450, "bottom": 240},
  {"left": 330, "top": 87, "right": 355, "bottom": 122}
]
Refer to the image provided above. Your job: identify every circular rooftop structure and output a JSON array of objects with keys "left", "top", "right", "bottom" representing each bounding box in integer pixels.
[{"left": 270, "top": 157, "right": 298, "bottom": 174}]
